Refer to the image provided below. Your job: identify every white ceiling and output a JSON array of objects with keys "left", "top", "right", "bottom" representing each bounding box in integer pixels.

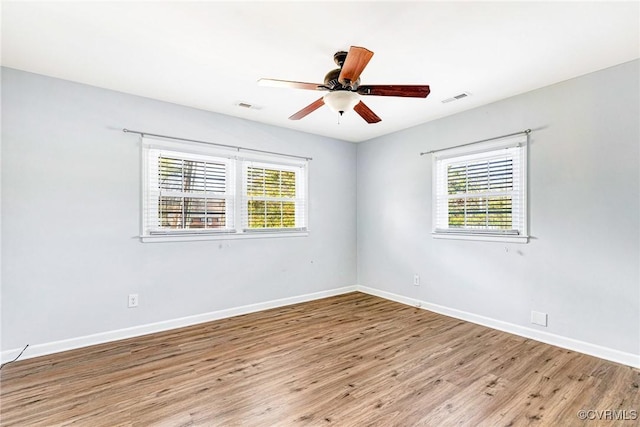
[{"left": 2, "top": 1, "right": 639, "bottom": 142}]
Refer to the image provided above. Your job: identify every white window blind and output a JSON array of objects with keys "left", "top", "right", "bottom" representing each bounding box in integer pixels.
[
  {"left": 141, "top": 136, "right": 308, "bottom": 241},
  {"left": 144, "top": 148, "right": 235, "bottom": 235},
  {"left": 242, "top": 161, "right": 307, "bottom": 232},
  {"left": 432, "top": 135, "right": 528, "bottom": 241}
]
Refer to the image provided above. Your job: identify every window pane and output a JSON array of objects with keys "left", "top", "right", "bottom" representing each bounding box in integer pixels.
[
  {"left": 447, "top": 165, "right": 467, "bottom": 195},
  {"left": 247, "top": 200, "right": 265, "bottom": 228},
  {"left": 183, "top": 160, "right": 204, "bottom": 192},
  {"left": 204, "top": 199, "right": 226, "bottom": 229},
  {"left": 487, "top": 196, "right": 512, "bottom": 229},
  {"left": 465, "top": 197, "right": 487, "bottom": 227},
  {"left": 247, "top": 167, "right": 265, "bottom": 197},
  {"left": 159, "top": 158, "right": 183, "bottom": 191},
  {"left": 282, "top": 201, "right": 295, "bottom": 226},
  {"left": 488, "top": 159, "right": 513, "bottom": 191},
  {"left": 281, "top": 171, "right": 296, "bottom": 197},
  {"left": 448, "top": 198, "right": 466, "bottom": 228},
  {"left": 466, "top": 162, "right": 488, "bottom": 193},
  {"left": 264, "top": 170, "right": 280, "bottom": 197},
  {"left": 184, "top": 197, "right": 206, "bottom": 228},
  {"left": 266, "top": 201, "right": 282, "bottom": 227},
  {"left": 159, "top": 196, "right": 183, "bottom": 228},
  {"left": 205, "top": 163, "right": 227, "bottom": 193}
]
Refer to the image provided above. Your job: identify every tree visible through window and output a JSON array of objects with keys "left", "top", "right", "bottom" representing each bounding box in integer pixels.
[{"left": 245, "top": 165, "right": 299, "bottom": 229}]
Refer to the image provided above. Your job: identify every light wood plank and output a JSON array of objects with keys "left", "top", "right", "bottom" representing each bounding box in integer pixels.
[{"left": 1, "top": 293, "right": 638, "bottom": 426}]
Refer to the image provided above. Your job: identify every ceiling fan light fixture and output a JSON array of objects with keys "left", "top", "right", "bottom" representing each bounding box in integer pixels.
[
  {"left": 323, "top": 91, "right": 360, "bottom": 115},
  {"left": 260, "top": 46, "right": 430, "bottom": 124}
]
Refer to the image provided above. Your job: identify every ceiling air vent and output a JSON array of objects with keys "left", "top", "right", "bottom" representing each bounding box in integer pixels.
[
  {"left": 441, "top": 92, "right": 471, "bottom": 104},
  {"left": 236, "top": 102, "right": 261, "bottom": 110}
]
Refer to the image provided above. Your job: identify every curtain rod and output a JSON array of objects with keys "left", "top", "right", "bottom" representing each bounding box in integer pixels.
[
  {"left": 420, "top": 129, "right": 531, "bottom": 156},
  {"left": 122, "top": 129, "right": 313, "bottom": 161}
]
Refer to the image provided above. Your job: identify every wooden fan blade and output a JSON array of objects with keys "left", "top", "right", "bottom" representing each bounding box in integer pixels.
[
  {"left": 353, "top": 101, "right": 381, "bottom": 124},
  {"left": 289, "top": 97, "right": 325, "bottom": 120},
  {"left": 258, "top": 78, "right": 326, "bottom": 91},
  {"left": 357, "top": 85, "right": 431, "bottom": 98},
  {"left": 338, "top": 46, "right": 374, "bottom": 87}
]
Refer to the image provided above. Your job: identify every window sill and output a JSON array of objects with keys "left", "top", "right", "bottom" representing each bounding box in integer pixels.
[
  {"left": 432, "top": 232, "right": 529, "bottom": 243},
  {"left": 141, "top": 230, "right": 309, "bottom": 243}
]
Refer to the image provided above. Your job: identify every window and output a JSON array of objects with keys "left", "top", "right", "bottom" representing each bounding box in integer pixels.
[
  {"left": 142, "top": 137, "right": 308, "bottom": 241},
  {"left": 147, "top": 151, "right": 235, "bottom": 233},
  {"left": 432, "top": 134, "right": 528, "bottom": 242},
  {"left": 243, "top": 162, "right": 306, "bottom": 231}
]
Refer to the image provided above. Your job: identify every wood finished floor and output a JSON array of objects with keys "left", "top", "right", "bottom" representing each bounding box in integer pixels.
[{"left": 1, "top": 292, "right": 638, "bottom": 426}]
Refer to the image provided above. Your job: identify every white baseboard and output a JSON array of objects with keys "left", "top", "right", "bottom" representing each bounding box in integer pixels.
[
  {"left": 1, "top": 285, "right": 358, "bottom": 364},
  {"left": 356, "top": 285, "right": 640, "bottom": 369},
  {"left": 5, "top": 284, "right": 637, "bottom": 369}
]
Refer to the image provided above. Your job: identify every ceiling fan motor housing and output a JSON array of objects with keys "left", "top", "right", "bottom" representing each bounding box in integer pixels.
[{"left": 324, "top": 68, "right": 360, "bottom": 90}]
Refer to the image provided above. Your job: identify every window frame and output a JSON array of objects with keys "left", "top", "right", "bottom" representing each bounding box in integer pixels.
[
  {"left": 141, "top": 137, "right": 309, "bottom": 242},
  {"left": 145, "top": 149, "right": 236, "bottom": 236},
  {"left": 241, "top": 160, "right": 308, "bottom": 233},
  {"left": 431, "top": 134, "right": 529, "bottom": 243}
]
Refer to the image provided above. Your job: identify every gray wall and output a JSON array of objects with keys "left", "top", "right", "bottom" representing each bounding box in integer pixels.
[
  {"left": 357, "top": 60, "right": 639, "bottom": 355},
  {"left": 3, "top": 60, "right": 639, "bottom": 360},
  {"left": 1, "top": 68, "right": 357, "bottom": 350}
]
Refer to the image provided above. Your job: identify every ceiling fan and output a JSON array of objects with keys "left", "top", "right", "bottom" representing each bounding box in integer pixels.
[{"left": 258, "top": 46, "right": 430, "bottom": 124}]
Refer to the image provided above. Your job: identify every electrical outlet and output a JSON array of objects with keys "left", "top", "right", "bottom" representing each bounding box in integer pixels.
[
  {"left": 128, "top": 293, "right": 139, "bottom": 308},
  {"left": 413, "top": 274, "right": 420, "bottom": 286},
  {"left": 531, "top": 310, "right": 547, "bottom": 327}
]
